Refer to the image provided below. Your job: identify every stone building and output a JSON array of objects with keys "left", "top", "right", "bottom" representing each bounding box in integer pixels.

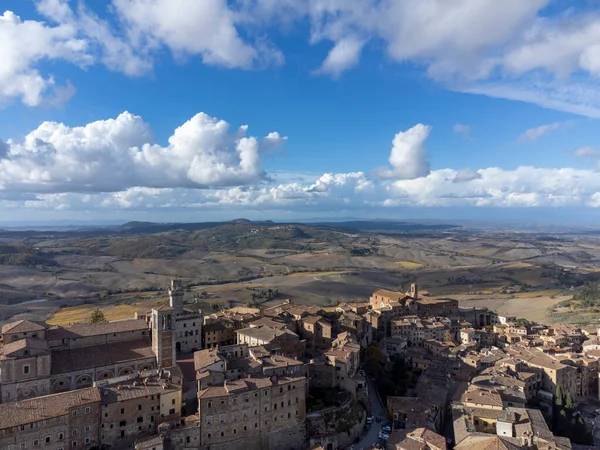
[
  {"left": 0, "top": 318, "right": 159, "bottom": 403},
  {"left": 168, "top": 279, "right": 203, "bottom": 354},
  {"left": 236, "top": 326, "right": 305, "bottom": 359},
  {"left": 97, "top": 368, "right": 183, "bottom": 448},
  {"left": 197, "top": 375, "right": 307, "bottom": 450},
  {"left": 203, "top": 319, "right": 236, "bottom": 348},
  {"left": 299, "top": 316, "right": 332, "bottom": 350},
  {"left": 0, "top": 387, "right": 102, "bottom": 450},
  {"left": 391, "top": 317, "right": 452, "bottom": 347}
]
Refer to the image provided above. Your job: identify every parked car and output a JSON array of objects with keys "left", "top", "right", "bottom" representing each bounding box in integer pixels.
[
  {"left": 366, "top": 416, "right": 373, "bottom": 424},
  {"left": 378, "top": 431, "right": 389, "bottom": 441},
  {"left": 382, "top": 425, "right": 391, "bottom": 433}
]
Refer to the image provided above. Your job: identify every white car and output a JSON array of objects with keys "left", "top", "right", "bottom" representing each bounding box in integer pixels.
[{"left": 378, "top": 431, "right": 389, "bottom": 441}]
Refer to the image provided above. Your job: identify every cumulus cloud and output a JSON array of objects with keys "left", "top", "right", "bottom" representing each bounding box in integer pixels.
[
  {"left": 452, "top": 169, "right": 481, "bottom": 183},
  {"left": 0, "top": 9, "right": 90, "bottom": 106},
  {"left": 518, "top": 122, "right": 561, "bottom": 142},
  {"left": 9, "top": 165, "right": 600, "bottom": 215},
  {"left": 4, "top": 0, "right": 600, "bottom": 115},
  {"left": 0, "top": 112, "right": 285, "bottom": 194},
  {"left": 374, "top": 124, "right": 431, "bottom": 180},
  {"left": 239, "top": 0, "right": 600, "bottom": 115},
  {"left": 111, "top": 0, "right": 282, "bottom": 69}
]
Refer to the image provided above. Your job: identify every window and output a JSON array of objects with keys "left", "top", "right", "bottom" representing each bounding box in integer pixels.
[
  {"left": 58, "top": 433, "right": 64, "bottom": 440},
  {"left": 84, "top": 438, "right": 90, "bottom": 444},
  {"left": 137, "top": 417, "right": 143, "bottom": 423},
  {"left": 72, "top": 430, "right": 77, "bottom": 436},
  {"left": 72, "top": 442, "right": 77, "bottom": 448},
  {"left": 169, "top": 409, "right": 176, "bottom": 415},
  {"left": 172, "top": 399, "right": 175, "bottom": 405},
  {"left": 85, "top": 426, "right": 90, "bottom": 433},
  {"left": 85, "top": 407, "right": 91, "bottom": 414},
  {"left": 33, "top": 440, "right": 39, "bottom": 446},
  {"left": 104, "top": 413, "right": 108, "bottom": 418},
  {"left": 207, "top": 433, "right": 211, "bottom": 439},
  {"left": 207, "top": 401, "right": 212, "bottom": 408},
  {"left": 120, "top": 408, "right": 125, "bottom": 414},
  {"left": 72, "top": 410, "right": 77, "bottom": 417},
  {"left": 20, "top": 444, "right": 26, "bottom": 449},
  {"left": 23, "top": 365, "right": 30, "bottom": 375},
  {"left": 244, "top": 426, "right": 247, "bottom": 431},
  {"left": 45, "top": 437, "right": 50, "bottom": 444},
  {"left": 120, "top": 421, "right": 126, "bottom": 427},
  {"left": 220, "top": 432, "right": 224, "bottom": 437}
]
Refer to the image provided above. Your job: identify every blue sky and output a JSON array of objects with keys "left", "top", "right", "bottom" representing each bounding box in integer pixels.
[{"left": 1, "top": 0, "right": 600, "bottom": 224}]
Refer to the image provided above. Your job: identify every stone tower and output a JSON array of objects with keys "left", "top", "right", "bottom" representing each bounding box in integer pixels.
[
  {"left": 409, "top": 282, "right": 419, "bottom": 299},
  {"left": 151, "top": 306, "right": 176, "bottom": 368},
  {"left": 169, "top": 279, "right": 184, "bottom": 311}
]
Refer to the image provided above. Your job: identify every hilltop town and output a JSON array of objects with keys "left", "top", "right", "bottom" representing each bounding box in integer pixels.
[{"left": 0, "top": 280, "right": 598, "bottom": 450}]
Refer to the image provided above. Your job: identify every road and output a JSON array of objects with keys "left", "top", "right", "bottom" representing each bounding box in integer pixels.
[{"left": 353, "top": 377, "right": 387, "bottom": 450}]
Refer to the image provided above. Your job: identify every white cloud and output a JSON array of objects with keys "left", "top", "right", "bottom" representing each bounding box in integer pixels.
[
  {"left": 0, "top": 9, "right": 90, "bottom": 106},
  {"left": 4, "top": 0, "right": 600, "bottom": 115},
  {"left": 315, "top": 37, "right": 364, "bottom": 79},
  {"left": 240, "top": 0, "right": 600, "bottom": 116},
  {"left": 518, "top": 122, "right": 561, "bottom": 142},
  {"left": 9, "top": 165, "right": 600, "bottom": 215},
  {"left": 452, "top": 169, "right": 481, "bottom": 183},
  {"left": 0, "top": 111, "right": 285, "bottom": 194},
  {"left": 374, "top": 124, "right": 431, "bottom": 180},
  {"left": 574, "top": 146, "right": 600, "bottom": 158},
  {"left": 112, "top": 0, "right": 281, "bottom": 69}
]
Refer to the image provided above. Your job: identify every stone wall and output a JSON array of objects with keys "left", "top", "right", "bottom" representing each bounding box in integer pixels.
[{"left": 306, "top": 400, "right": 366, "bottom": 449}]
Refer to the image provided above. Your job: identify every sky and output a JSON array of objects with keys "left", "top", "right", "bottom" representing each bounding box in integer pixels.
[{"left": 1, "top": 0, "right": 600, "bottom": 225}]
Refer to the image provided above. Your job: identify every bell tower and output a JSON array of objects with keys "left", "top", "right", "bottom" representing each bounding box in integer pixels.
[
  {"left": 169, "top": 279, "right": 184, "bottom": 311},
  {"left": 151, "top": 306, "right": 176, "bottom": 368}
]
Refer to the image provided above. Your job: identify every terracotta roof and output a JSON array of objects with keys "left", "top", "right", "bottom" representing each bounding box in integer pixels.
[
  {"left": 100, "top": 380, "right": 180, "bottom": 403},
  {"left": 0, "top": 387, "right": 100, "bottom": 429},
  {"left": 51, "top": 338, "right": 154, "bottom": 374},
  {"left": 46, "top": 319, "right": 148, "bottom": 340},
  {"left": 1, "top": 337, "right": 48, "bottom": 357},
  {"left": 197, "top": 375, "right": 304, "bottom": 399},
  {"left": 2, "top": 319, "right": 47, "bottom": 334},
  {"left": 372, "top": 289, "right": 410, "bottom": 301},
  {"left": 236, "top": 326, "right": 298, "bottom": 342},
  {"left": 454, "top": 435, "right": 523, "bottom": 450},
  {"left": 246, "top": 316, "right": 290, "bottom": 330},
  {"left": 194, "top": 348, "right": 225, "bottom": 372},
  {"left": 153, "top": 305, "right": 175, "bottom": 312},
  {"left": 390, "top": 427, "right": 447, "bottom": 450}
]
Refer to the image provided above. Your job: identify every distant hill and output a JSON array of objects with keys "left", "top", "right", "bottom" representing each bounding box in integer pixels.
[{"left": 0, "top": 244, "right": 58, "bottom": 267}]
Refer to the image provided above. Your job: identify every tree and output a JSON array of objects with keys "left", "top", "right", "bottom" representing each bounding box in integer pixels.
[
  {"left": 555, "top": 385, "right": 564, "bottom": 407},
  {"left": 565, "top": 393, "right": 574, "bottom": 414},
  {"left": 90, "top": 308, "right": 106, "bottom": 323}
]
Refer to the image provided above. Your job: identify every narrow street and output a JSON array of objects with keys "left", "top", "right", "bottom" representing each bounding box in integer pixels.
[{"left": 353, "top": 376, "right": 387, "bottom": 450}]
